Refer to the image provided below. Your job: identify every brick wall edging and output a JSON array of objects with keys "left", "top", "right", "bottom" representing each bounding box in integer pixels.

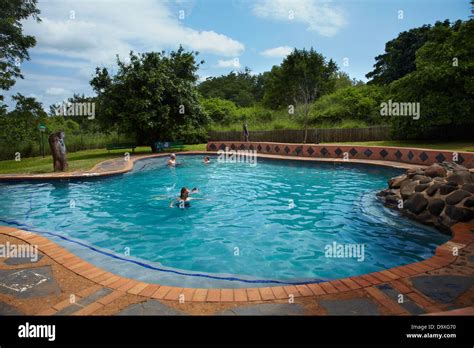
[{"left": 207, "top": 141, "right": 474, "bottom": 169}]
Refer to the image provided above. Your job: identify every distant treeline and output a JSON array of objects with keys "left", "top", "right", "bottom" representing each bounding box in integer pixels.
[
  {"left": 199, "top": 20, "right": 474, "bottom": 140},
  {"left": 1, "top": 0, "right": 473, "bottom": 159}
]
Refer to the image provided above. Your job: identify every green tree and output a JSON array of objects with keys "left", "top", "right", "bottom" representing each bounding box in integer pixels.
[
  {"left": 262, "top": 48, "right": 337, "bottom": 141},
  {"left": 331, "top": 71, "right": 364, "bottom": 90},
  {"left": 0, "top": 0, "right": 40, "bottom": 96},
  {"left": 0, "top": 93, "right": 47, "bottom": 142},
  {"left": 389, "top": 20, "right": 474, "bottom": 138},
  {"left": 90, "top": 47, "right": 209, "bottom": 150},
  {"left": 262, "top": 48, "right": 338, "bottom": 110},
  {"left": 198, "top": 67, "right": 262, "bottom": 107},
  {"left": 366, "top": 24, "right": 433, "bottom": 85},
  {"left": 311, "top": 85, "right": 387, "bottom": 125},
  {"left": 201, "top": 97, "right": 238, "bottom": 125}
]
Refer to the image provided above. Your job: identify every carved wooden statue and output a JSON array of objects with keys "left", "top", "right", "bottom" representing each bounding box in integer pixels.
[{"left": 48, "top": 131, "right": 68, "bottom": 172}]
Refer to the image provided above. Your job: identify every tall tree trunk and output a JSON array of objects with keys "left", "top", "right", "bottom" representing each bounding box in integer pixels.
[{"left": 303, "top": 114, "right": 308, "bottom": 143}]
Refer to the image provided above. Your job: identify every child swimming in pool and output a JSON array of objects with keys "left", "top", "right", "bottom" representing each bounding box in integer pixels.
[
  {"left": 167, "top": 154, "right": 177, "bottom": 167},
  {"left": 203, "top": 156, "right": 210, "bottom": 164},
  {"left": 169, "top": 187, "right": 200, "bottom": 208}
]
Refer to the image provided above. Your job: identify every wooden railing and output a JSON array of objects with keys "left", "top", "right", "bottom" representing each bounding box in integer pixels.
[{"left": 208, "top": 126, "right": 390, "bottom": 143}]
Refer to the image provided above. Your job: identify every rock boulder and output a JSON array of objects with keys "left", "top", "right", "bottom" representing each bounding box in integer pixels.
[{"left": 379, "top": 162, "right": 473, "bottom": 231}]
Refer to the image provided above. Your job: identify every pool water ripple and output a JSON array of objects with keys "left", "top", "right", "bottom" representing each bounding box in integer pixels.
[{"left": 0, "top": 155, "right": 449, "bottom": 284}]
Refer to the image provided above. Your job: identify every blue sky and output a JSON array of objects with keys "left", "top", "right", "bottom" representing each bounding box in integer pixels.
[{"left": 6, "top": 0, "right": 471, "bottom": 110}]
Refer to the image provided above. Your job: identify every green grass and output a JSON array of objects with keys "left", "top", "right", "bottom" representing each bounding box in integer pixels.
[
  {"left": 330, "top": 140, "right": 474, "bottom": 152},
  {"left": 0, "top": 144, "right": 207, "bottom": 174},
  {"left": 209, "top": 119, "right": 373, "bottom": 132}
]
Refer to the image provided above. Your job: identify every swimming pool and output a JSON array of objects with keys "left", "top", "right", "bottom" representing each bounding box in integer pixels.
[{"left": 0, "top": 155, "right": 449, "bottom": 287}]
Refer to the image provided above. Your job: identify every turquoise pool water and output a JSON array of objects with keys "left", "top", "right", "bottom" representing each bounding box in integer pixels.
[{"left": 0, "top": 155, "right": 449, "bottom": 287}]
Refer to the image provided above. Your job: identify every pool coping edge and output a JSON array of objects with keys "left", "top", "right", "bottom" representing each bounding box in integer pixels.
[
  {"left": 0, "top": 147, "right": 447, "bottom": 182},
  {"left": 0, "top": 222, "right": 472, "bottom": 304}
]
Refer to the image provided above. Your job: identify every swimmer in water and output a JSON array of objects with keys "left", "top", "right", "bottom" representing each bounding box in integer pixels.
[
  {"left": 169, "top": 187, "right": 200, "bottom": 208},
  {"left": 203, "top": 156, "right": 210, "bottom": 164},
  {"left": 167, "top": 153, "right": 177, "bottom": 167}
]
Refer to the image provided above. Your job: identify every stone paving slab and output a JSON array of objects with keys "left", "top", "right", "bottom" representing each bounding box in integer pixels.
[
  {"left": 0, "top": 266, "right": 60, "bottom": 299},
  {"left": 4, "top": 253, "right": 44, "bottom": 265},
  {"left": 219, "top": 303, "right": 306, "bottom": 316},
  {"left": 78, "top": 288, "right": 113, "bottom": 307},
  {"left": 376, "top": 283, "right": 425, "bottom": 315},
  {"left": 0, "top": 301, "right": 23, "bottom": 315},
  {"left": 55, "top": 303, "right": 82, "bottom": 316},
  {"left": 55, "top": 288, "right": 113, "bottom": 315},
  {"left": 319, "top": 298, "right": 380, "bottom": 315},
  {"left": 117, "top": 300, "right": 183, "bottom": 316},
  {"left": 411, "top": 275, "right": 474, "bottom": 304},
  {"left": 54, "top": 287, "right": 113, "bottom": 315}
]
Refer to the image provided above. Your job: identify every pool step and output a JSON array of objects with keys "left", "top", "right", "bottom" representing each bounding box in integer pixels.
[
  {"left": 37, "top": 283, "right": 129, "bottom": 316},
  {"left": 375, "top": 283, "right": 426, "bottom": 315},
  {"left": 53, "top": 286, "right": 113, "bottom": 315},
  {"left": 37, "top": 284, "right": 120, "bottom": 315},
  {"left": 364, "top": 286, "right": 409, "bottom": 315}
]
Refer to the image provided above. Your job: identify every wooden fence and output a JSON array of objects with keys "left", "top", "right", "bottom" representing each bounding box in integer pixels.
[{"left": 208, "top": 126, "right": 390, "bottom": 143}]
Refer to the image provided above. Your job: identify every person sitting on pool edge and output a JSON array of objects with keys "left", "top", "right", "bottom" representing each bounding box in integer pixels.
[
  {"left": 167, "top": 153, "right": 177, "bottom": 167},
  {"left": 169, "top": 187, "right": 200, "bottom": 208},
  {"left": 203, "top": 156, "right": 210, "bottom": 164}
]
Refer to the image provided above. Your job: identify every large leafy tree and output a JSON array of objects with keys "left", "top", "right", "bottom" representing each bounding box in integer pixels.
[
  {"left": 0, "top": 93, "right": 46, "bottom": 142},
  {"left": 90, "top": 47, "right": 209, "bottom": 149},
  {"left": 389, "top": 20, "right": 474, "bottom": 138},
  {"left": 366, "top": 24, "right": 432, "bottom": 85},
  {"left": 0, "top": 0, "right": 40, "bottom": 96},
  {"left": 262, "top": 48, "right": 338, "bottom": 109},
  {"left": 198, "top": 67, "right": 263, "bottom": 107},
  {"left": 262, "top": 48, "right": 337, "bottom": 142}
]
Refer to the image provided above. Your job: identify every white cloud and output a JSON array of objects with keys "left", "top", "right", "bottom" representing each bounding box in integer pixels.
[
  {"left": 252, "top": 0, "right": 346, "bottom": 37},
  {"left": 260, "top": 46, "right": 293, "bottom": 58},
  {"left": 35, "top": 58, "right": 91, "bottom": 70},
  {"left": 7, "top": 0, "right": 246, "bottom": 109},
  {"left": 23, "top": 0, "right": 245, "bottom": 68},
  {"left": 46, "top": 87, "right": 68, "bottom": 95},
  {"left": 216, "top": 58, "right": 241, "bottom": 68},
  {"left": 5, "top": 72, "right": 92, "bottom": 110}
]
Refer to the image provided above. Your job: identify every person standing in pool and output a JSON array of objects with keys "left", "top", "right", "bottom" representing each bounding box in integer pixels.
[{"left": 169, "top": 187, "right": 200, "bottom": 208}]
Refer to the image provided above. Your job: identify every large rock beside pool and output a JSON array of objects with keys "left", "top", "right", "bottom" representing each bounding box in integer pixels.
[
  {"left": 439, "top": 183, "right": 458, "bottom": 195},
  {"left": 400, "top": 181, "right": 417, "bottom": 199},
  {"left": 405, "top": 193, "right": 428, "bottom": 214},
  {"left": 388, "top": 174, "right": 407, "bottom": 189},
  {"left": 462, "top": 183, "right": 474, "bottom": 193},
  {"left": 428, "top": 199, "right": 445, "bottom": 216},
  {"left": 379, "top": 162, "right": 474, "bottom": 232},
  {"left": 447, "top": 171, "right": 472, "bottom": 186},
  {"left": 446, "top": 190, "right": 471, "bottom": 205},
  {"left": 464, "top": 197, "right": 474, "bottom": 208},
  {"left": 424, "top": 163, "right": 447, "bottom": 178}
]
